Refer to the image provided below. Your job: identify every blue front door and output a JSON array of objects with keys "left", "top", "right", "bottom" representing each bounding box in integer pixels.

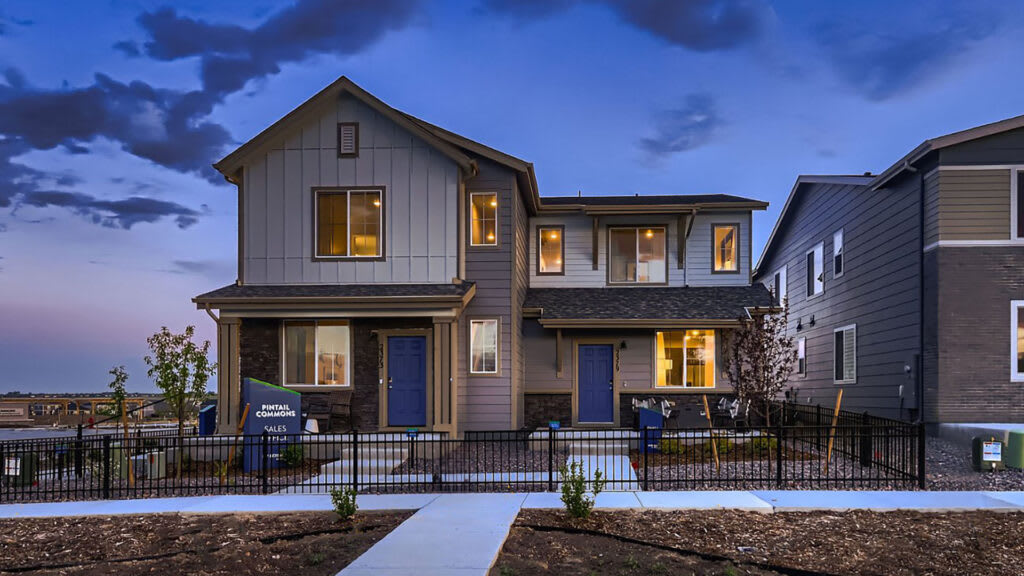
[
  {"left": 578, "top": 344, "right": 614, "bottom": 423},
  {"left": 387, "top": 336, "right": 427, "bottom": 427}
]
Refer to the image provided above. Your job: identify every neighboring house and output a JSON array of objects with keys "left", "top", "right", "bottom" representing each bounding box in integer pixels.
[
  {"left": 755, "top": 115, "right": 1024, "bottom": 424},
  {"left": 194, "top": 76, "right": 772, "bottom": 435}
]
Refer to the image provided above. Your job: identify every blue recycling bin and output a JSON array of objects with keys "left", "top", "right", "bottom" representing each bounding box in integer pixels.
[
  {"left": 198, "top": 404, "right": 217, "bottom": 436},
  {"left": 637, "top": 408, "right": 664, "bottom": 453}
]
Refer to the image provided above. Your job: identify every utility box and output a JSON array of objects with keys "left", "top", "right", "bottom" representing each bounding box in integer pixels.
[
  {"left": 133, "top": 451, "right": 167, "bottom": 479},
  {"left": 637, "top": 408, "right": 664, "bottom": 453},
  {"left": 972, "top": 436, "right": 1005, "bottom": 472},
  {"left": 198, "top": 404, "right": 216, "bottom": 436},
  {"left": 3, "top": 453, "right": 39, "bottom": 487},
  {"left": 1005, "top": 430, "right": 1024, "bottom": 470}
]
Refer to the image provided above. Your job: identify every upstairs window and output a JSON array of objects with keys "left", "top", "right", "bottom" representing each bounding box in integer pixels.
[
  {"left": 609, "top": 227, "right": 666, "bottom": 284},
  {"left": 538, "top": 226, "right": 564, "bottom": 275},
  {"left": 713, "top": 224, "right": 739, "bottom": 273},
  {"left": 797, "top": 337, "right": 806, "bottom": 375},
  {"left": 337, "top": 122, "right": 358, "bottom": 157},
  {"left": 315, "top": 188, "right": 383, "bottom": 258},
  {"left": 655, "top": 330, "right": 716, "bottom": 388},
  {"left": 806, "top": 242, "right": 824, "bottom": 298},
  {"left": 834, "top": 325, "right": 856, "bottom": 383},
  {"left": 284, "top": 321, "right": 351, "bottom": 387},
  {"left": 770, "top": 265, "right": 788, "bottom": 306},
  {"left": 833, "top": 229, "right": 845, "bottom": 278},
  {"left": 470, "top": 192, "right": 498, "bottom": 246}
]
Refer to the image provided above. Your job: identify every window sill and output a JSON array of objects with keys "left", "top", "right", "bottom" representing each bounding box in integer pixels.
[
  {"left": 284, "top": 384, "right": 352, "bottom": 390},
  {"left": 652, "top": 386, "right": 717, "bottom": 391}
]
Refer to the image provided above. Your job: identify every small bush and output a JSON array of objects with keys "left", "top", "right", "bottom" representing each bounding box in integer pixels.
[
  {"left": 702, "top": 437, "right": 734, "bottom": 456},
  {"left": 282, "top": 444, "right": 304, "bottom": 468},
  {"left": 212, "top": 460, "right": 229, "bottom": 485},
  {"left": 747, "top": 437, "right": 778, "bottom": 456},
  {"left": 559, "top": 461, "right": 606, "bottom": 521},
  {"left": 331, "top": 487, "right": 359, "bottom": 521},
  {"left": 658, "top": 438, "right": 684, "bottom": 455}
]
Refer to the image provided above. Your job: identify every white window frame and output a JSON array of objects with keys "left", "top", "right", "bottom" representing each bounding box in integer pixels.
[
  {"left": 771, "top": 265, "right": 788, "bottom": 306},
  {"left": 313, "top": 188, "right": 384, "bottom": 259},
  {"left": 833, "top": 324, "right": 857, "bottom": 384},
  {"left": 833, "top": 229, "right": 844, "bottom": 279},
  {"left": 654, "top": 330, "right": 717, "bottom": 389},
  {"left": 469, "top": 318, "right": 500, "bottom": 375},
  {"left": 1011, "top": 301, "right": 1024, "bottom": 382},
  {"left": 607, "top": 226, "right": 668, "bottom": 285},
  {"left": 797, "top": 337, "right": 806, "bottom": 376},
  {"left": 469, "top": 192, "right": 499, "bottom": 247},
  {"left": 1009, "top": 169, "right": 1024, "bottom": 241},
  {"left": 806, "top": 242, "right": 824, "bottom": 299},
  {"left": 280, "top": 320, "right": 352, "bottom": 388}
]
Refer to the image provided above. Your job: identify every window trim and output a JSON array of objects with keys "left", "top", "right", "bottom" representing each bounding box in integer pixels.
[
  {"left": 797, "top": 336, "right": 806, "bottom": 376},
  {"left": 652, "top": 330, "right": 717, "bottom": 389},
  {"left": 1011, "top": 301, "right": 1024, "bottom": 382},
  {"left": 833, "top": 228, "right": 845, "bottom": 279},
  {"left": 806, "top": 242, "right": 824, "bottom": 300},
  {"left": 337, "top": 122, "right": 359, "bottom": 158},
  {"left": 536, "top": 225, "right": 566, "bottom": 276},
  {"left": 771, "top": 265, "right": 788, "bottom": 307},
  {"left": 711, "top": 223, "right": 741, "bottom": 274},
  {"left": 280, "top": 320, "right": 353, "bottom": 389},
  {"left": 468, "top": 317, "right": 501, "bottom": 376},
  {"left": 833, "top": 324, "right": 857, "bottom": 384},
  {"left": 468, "top": 191, "right": 500, "bottom": 248},
  {"left": 312, "top": 186, "right": 386, "bottom": 261},
  {"left": 606, "top": 225, "right": 669, "bottom": 285}
]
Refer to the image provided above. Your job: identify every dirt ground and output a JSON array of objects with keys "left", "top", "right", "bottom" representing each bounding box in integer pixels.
[
  {"left": 0, "top": 510, "right": 411, "bottom": 575},
  {"left": 492, "top": 509, "right": 1024, "bottom": 576}
]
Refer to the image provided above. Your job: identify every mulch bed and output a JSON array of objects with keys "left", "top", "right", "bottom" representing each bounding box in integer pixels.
[
  {"left": 493, "top": 508, "right": 1024, "bottom": 576},
  {"left": 0, "top": 510, "right": 411, "bottom": 575}
]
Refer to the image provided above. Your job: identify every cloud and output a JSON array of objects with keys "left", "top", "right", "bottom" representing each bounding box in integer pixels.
[
  {"left": 17, "top": 191, "right": 202, "bottom": 230},
  {"left": 482, "top": 0, "right": 768, "bottom": 51},
  {"left": 639, "top": 93, "right": 721, "bottom": 158},
  {"left": 112, "top": 40, "right": 141, "bottom": 58},
  {"left": 167, "top": 259, "right": 235, "bottom": 278},
  {"left": 814, "top": 13, "right": 999, "bottom": 101},
  {"left": 133, "top": 0, "right": 422, "bottom": 99}
]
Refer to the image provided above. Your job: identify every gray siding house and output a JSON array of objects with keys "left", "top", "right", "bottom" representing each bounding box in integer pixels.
[
  {"left": 755, "top": 115, "right": 1024, "bottom": 424},
  {"left": 195, "top": 77, "right": 773, "bottom": 434}
]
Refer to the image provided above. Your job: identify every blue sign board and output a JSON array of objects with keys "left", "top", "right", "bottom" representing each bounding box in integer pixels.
[{"left": 241, "top": 378, "right": 301, "bottom": 472}]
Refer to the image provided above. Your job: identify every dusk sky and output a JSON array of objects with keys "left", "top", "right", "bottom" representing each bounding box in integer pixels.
[{"left": 1, "top": 0, "right": 1021, "bottom": 394}]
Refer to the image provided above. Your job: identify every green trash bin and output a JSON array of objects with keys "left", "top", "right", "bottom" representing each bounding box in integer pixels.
[
  {"left": 972, "top": 436, "right": 1005, "bottom": 472},
  {"left": 1005, "top": 430, "right": 1024, "bottom": 469},
  {"left": 3, "top": 453, "right": 39, "bottom": 487}
]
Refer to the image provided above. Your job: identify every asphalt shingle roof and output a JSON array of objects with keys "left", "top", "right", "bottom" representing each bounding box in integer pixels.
[
  {"left": 523, "top": 285, "right": 773, "bottom": 320},
  {"left": 195, "top": 282, "right": 474, "bottom": 301},
  {"left": 539, "top": 194, "right": 763, "bottom": 207}
]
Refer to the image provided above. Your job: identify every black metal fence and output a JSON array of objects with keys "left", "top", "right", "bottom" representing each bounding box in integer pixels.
[{"left": 0, "top": 410, "right": 924, "bottom": 503}]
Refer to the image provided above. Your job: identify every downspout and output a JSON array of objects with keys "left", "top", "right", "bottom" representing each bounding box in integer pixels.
[{"left": 910, "top": 161, "right": 924, "bottom": 424}]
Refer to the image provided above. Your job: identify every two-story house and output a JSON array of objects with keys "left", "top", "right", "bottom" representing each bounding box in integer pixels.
[
  {"left": 194, "top": 77, "right": 773, "bottom": 435},
  {"left": 755, "top": 115, "right": 1024, "bottom": 425}
]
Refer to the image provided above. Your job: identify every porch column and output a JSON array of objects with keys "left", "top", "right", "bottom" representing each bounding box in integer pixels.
[
  {"left": 432, "top": 318, "right": 457, "bottom": 434},
  {"left": 216, "top": 317, "right": 241, "bottom": 434}
]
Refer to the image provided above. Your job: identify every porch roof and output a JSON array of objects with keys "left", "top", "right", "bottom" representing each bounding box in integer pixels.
[
  {"left": 523, "top": 285, "right": 773, "bottom": 328},
  {"left": 193, "top": 282, "right": 475, "bottom": 310}
]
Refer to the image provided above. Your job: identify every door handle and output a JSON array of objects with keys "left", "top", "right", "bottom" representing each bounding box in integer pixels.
[
  {"left": 388, "top": 377, "right": 393, "bottom": 389},
  {"left": 609, "top": 380, "right": 614, "bottom": 390}
]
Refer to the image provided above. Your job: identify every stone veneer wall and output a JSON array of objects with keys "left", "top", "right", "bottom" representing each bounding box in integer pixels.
[{"left": 524, "top": 394, "right": 571, "bottom": 428}]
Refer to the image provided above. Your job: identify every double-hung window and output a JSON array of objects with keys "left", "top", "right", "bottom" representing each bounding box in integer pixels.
[
  {"left": 806, "top": 242, "right": 824, "bottom": 298},
  {"left": 470, "top": 192, "right": 498, "bottom": 246},
  {"left": 1012, "top": 301, "right": 1024, "bottom": 382},
  {"left": 833, "top": 229, "right": 844, "bottom": 278},
  {"left": 608, "top": 227, "right": 666, "bottom": 284},
  {"left": 712, "top": 224, "right": 739, "bottom": 273},
  {"left": 655, "top": 330, "right": 716, "bottom": 388},
  {"left": 315, "top": 188, "right": 383, "bottom": 258},
  {"left": 833, "top": 325, "right": 856, "bottom": 383},
  {"left": 469, "top": 319, "right": 499, "bottom": 374},
  {"left": 797, "top": 337, "right": 806, "bottom": 375},
  {"left": 538, "top": 226, "right": 564, "bottom": 274},
  {"left": 283, "top": 321, "right": 351, "bottom": 387},
  {"left": 770, "top": 266, "right": 788, "bottom": 306}
]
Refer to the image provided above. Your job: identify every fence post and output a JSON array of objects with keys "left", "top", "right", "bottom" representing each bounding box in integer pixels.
[
  {"left": 642, "top": 427, "right": 649, "bottom": 492},
  {"left": 917, "top": 422, "right": 926, "bottom": 489},
  {"left": 547, "top": 427, "right": 555, "bottom": 492},
  {"left": 775, "top": 419, "right": 784, "bottom": 488},
  {"left": 352, "top": 430, "right": 359, "bottom": 493},
  {"left": 102, "top": 436, "right": 111, "bottom": 500},
  {"left": 859, "top": 412, "right": 872, "bottom": 468},
  {"left": 261, "top": 431, "right": 269, "bottom": 494},
  {"left": 74, "top": 424, "right": 84, "bottom": 478}
]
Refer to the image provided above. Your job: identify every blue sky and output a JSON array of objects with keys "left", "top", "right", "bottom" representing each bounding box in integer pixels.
[{"left": 1, "top": 0, "right": 1021, "bottom": 393}]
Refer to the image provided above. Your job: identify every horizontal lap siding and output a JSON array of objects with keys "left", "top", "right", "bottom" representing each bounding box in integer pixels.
[
  {"left": 754, "top": 179, "right": 921, "bottom": 420},
  {"left": 935, "top": 170, "right": 1010, "bottom": 241},
  {"left": 243, "top": 93, "right": 458, "bottom": 284}
]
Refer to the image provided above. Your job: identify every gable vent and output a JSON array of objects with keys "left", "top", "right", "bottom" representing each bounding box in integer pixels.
[{"left": 338, "top": 122, "right": 359, "bottom": 157}]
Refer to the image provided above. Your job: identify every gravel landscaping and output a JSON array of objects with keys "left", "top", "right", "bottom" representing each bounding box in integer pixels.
[
  {"left": 394, "top": 441, "right": 567, "bottom": 474},
  {"left": 493, "top": 508, "right": 1024, "bottom": 576},
  {"left": 926, "top": 436, "right": 1024, "bottom": 491}
]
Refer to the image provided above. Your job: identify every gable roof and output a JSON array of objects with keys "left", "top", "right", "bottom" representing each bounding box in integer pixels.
[
  {"left": 754, "top": 175, "right": 873, "bottom": 274},
  {"left": 870, "top": 113, "right": 1024, "bottom": 190}
]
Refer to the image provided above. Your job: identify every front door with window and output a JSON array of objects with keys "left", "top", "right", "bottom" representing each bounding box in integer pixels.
[
  {"left": 387, "top": 336, "right": 427, "bottom": 427},
  {"left": 578, "top": 344, "right": 614, "bottom": 424}
]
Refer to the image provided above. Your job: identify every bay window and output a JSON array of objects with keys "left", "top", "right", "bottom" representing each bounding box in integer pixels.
[
  {"left": 609, "top": 227, "right": 666, "bottom": 284},
  {"left": 655, "top": 330, "right": 715, "bottom": 388},
  {"left": 538, "top": 226, "right": 564, "bottom": 274},
  {"left": 315, "top": 188, "right": 383, "bottom": 258},
  {"left": 283, "top": 320, "right": 351, "bottom": 386},
  {"left": 469, "top": 319, "right": 499, "bottom": 374}
]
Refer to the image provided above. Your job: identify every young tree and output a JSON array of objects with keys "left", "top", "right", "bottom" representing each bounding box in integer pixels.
[
  {"left": 722, "top": 300, "right": 797, "bottom": 429},
  {"left": 108, "top": 365, "right": 129, "bottom": 420},
  {"left": 145, "top": 326, "right": 216, "bottom": 437}
]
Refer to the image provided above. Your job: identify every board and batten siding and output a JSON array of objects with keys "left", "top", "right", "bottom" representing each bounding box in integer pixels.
[
  {"left": 458, "top": 159, "right": 516, "bottom": 431},
  {"left": 242, "top": 93, "right": 459, "bottom": 284},
  {"left": 924, "top": 169, "right": 1010, "bottom": 243},
  {"left": 527, "top": 211, "right": 752, "bottom": 288},
  {"left": 754, "top": 178, "right": 922, "bottom": 420}
]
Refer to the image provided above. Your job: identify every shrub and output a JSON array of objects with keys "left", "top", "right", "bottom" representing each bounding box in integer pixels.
[
  {"left": 331, "top": 487, "right": 359, "bottom": 521},
  {"left": 658, "top": 438, "right": 684, "bottom": 455},
  {"left": 747, "top": 437, "right": 778, "bottom": 457},
  {"left": 559, "top": 461, "right": 606, "bottom": 521},
  {"left": 702, "top": 437, "right": 734, "bottom": 456},
  {"left": 212, "top": 460, "right": 229, "bottom": 485},
  {"left": 282, "top": 444, "right": 304, "bottom": 468}
]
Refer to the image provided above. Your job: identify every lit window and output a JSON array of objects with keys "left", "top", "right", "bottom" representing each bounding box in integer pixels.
[
  {"left": 833, "top": 229, "right": 844, "bottom": 278},
  {"left": 538, "top": 226, "right": 564, "bottom": 274},
  {"left": 470, "top": 192, "right": 498, "bottom": 246},
  {"left": 469, "top": 319, "right": 499, "bottom": 374},
  {"left": 797, "top": 337, "right": 806, "bottom": 375},
  {"left": 655, "top": 330, "right": 715, "bottom": 388},
  {"left": 833, "top": 325, "right": 856, "bottom": 383},
  {"left": 609, "top": 227, "right": 666, "bottom": 283},
  {"left": 315, "top": 189, "right": 382, "bottom": 257},
  {"left": 713, "top": 224, "right": 738, "bottom": 272},
  {"left": 1012, "top": 302, "right": 1024, "bottom": 382},
  {"left": 806, "top": 242, "right": 824, "bottom": 298},
  {"left": 284, "top": 321, "right": 350, "bottom": 386}
]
